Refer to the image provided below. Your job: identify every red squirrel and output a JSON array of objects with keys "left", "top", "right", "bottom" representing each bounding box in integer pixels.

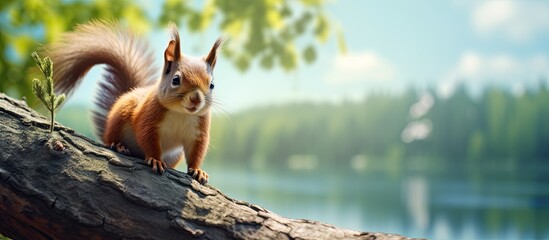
[{"left": 49, "top": 20, "right": 223, "bottom": 184}]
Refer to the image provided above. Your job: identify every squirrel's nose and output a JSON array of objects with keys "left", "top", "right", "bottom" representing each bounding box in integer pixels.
[{"left": 189, "top": 92, "right": 201, "bottom": 105}]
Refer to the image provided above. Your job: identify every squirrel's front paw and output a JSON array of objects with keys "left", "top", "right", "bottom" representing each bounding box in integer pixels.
[
  {"left": 145, "top": 157, "right": 166, "bottom": 174},
  {"left": 188, "top": 168, "right": 209, "bottom": 184},
  {"left": 109, "top": 142, "right": 131, "bottom": 155}
]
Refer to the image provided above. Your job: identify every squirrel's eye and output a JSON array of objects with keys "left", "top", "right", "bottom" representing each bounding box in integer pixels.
[
  {"left": 209, "top": 82, "right": 214, "bottom": 90},
  {"left": 172, "top": 75, "right": 181, "bottom": 86}
]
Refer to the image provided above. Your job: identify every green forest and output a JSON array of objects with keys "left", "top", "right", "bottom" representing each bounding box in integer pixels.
[
  {"left": 205, "top": 84, "right": 549, "bottom": 173},
  {"left": 58, "top": 83, "right": 549, "bottom": 174}
]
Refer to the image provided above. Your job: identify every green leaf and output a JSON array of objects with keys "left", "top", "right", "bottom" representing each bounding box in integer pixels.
[
  {"left": 54, "top": 94, "right": 65, "bottom": 110},
  {"left": 30, "top": 51, "right": 64, "bottom": 133},
  {"left": 13, "top": 36, "right": 35, "bottom": 60},
  {"left": 260, "top": 54, "right": 274, "bottom": 69},
  {"left": 43, "top": 60, "right": 54, "bottom": 95},
  {"left": 44, "top": 94, "right": 54, "bottom": 111},
  {"left": 43, "top": 56, "right": 53, "bottom": 79},
  {"left": 47, "top": 77, "right": 54, "bottom": 96},
  {"left": 31, "top": 52, "right": 43, "bottom": 72},
  {"left": 31, "top": 78, "right": 44, "bottom": 98},
  {"left": 314, "top": 13, "right": 329, "bottom": 43},
  {"left": 303, "top": 45, "right": 316, "bottom": 63},
  {"left": 301, "top": 0, "right": 324, "bottom": 6},
  {"left": 280, "top": 44, "right": 297, "bottom": 71},
  {"left": 294, "top": 12, "right": 312, "bottom": 35},
  {"left": 337, "top": 28, "right": 347, "bottom": 54},
  {"left": 32, "top": 78, "right": 49, "bottom": 107},
  {"left": 235, "top": 54, "right": 250, "bottom": 72},
  {"left": 188, "top": 12, "right": 201, "bottom": 31},
  {"left": 38, "top": 96, "right": 50, "bottom": 111},
  {"left": 280, "top": 5, "right": 292, "bottom": 17},
  {"left": 280, "top": 28, "right": 293, "bottom": 41}
]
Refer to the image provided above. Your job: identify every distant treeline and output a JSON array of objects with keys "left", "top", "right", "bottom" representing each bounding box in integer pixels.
[
  {"left": 207, "top": 84, "right": 549, "bottom": 171},
  {"left": 56, "top": 84, "right": 549, "bottom": 172}
]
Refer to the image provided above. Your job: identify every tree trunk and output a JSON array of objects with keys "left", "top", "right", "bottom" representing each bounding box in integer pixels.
[{"left": 0, "top": 93, "right": 415, "bottom": 240}]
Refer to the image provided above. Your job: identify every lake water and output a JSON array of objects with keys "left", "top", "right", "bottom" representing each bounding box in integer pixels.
[{"left": 202, "top": 165, "right": 549, "bottom": 240}]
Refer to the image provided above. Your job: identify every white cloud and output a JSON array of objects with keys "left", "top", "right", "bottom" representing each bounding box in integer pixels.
[
  {"left": 473, "top": 0, "right": 515, "bottom": 32},
  {"left": 471, "top": 0, "right": 549, "bottom": 41},
  {"left": 326, "top": 52, "right": 396, "bottom": 84},
  {"left": 438, "top": 51, "right": 549, "bottom": 97},
  {"left": 447, "top": 51, "right": 549, "bottom": 81},
  {"left": 437, "top": 81, "right": 456, "bottom": 99}
]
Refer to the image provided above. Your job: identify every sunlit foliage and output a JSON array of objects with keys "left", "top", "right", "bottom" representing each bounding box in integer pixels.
[{"left": 0, "top": 0, "right": 344, "bottom": 102}]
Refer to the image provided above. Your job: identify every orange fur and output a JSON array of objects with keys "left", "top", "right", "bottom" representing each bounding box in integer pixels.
[
  {"left": 186, "top": 113, "right": 211, "bottom": 169},
  {"left": 103, "top": 93, "right": 138, "bottom": 145},
  {"left": 132, "top": 90, "right": 166, "bottom": 161},
  {"left": 181, "top": 58, "right": 213, "bottom": 93}
]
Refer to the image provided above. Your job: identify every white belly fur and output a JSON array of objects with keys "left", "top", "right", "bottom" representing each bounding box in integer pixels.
[{"left": 158, "top": 112, "right": 200, "bottom": 166}]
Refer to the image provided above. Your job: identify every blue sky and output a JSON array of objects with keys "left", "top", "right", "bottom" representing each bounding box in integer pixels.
[{"left": 68, "top": 0, "right": 549, "bottom": 111}]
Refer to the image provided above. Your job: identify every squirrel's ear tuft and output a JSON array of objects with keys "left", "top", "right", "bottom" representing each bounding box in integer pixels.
[
  {"left": 204, "top": 35, "right": 226, "bottom": 71},
  {"left": 164, "top": 40, "right": 178, "bottom": 62},
  {"left": 164, "top": 22, "right": 181, "bottom": 74},
  {"left": 164, "top": 22, "right": 181, "bottom": 62}
]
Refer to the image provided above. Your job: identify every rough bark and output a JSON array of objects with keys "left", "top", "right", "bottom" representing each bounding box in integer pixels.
[{"left": 0, "top": 93, "right": 416, "bottom": 240}]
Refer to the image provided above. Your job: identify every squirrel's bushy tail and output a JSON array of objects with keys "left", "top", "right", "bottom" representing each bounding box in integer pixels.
[{"left": 48, "top": 20, "right": 157, "bottom": 139}]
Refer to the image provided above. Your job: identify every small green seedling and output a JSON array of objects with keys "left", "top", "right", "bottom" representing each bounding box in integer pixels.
[{"left": 31, "top": 51, "right": 65, "bottom": 133}]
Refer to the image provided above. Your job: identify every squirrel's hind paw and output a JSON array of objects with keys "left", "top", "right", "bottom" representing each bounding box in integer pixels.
[
  {"left": 109, "top": 142, "right": 132, "bottom": 155},
  {"left": 188, "top": 168, "right": 209, "bottom": 184}
]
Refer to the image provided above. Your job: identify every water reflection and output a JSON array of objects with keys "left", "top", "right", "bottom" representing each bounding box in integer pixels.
[
  {"left": 404, "top": 176, "right": 429, "bottom": 234},
  {"left": 202, "top": 165, "right": 549, "bottom": 240},
  {"left": 432, "top": 215, "right": 451, "bottom": 240}
]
